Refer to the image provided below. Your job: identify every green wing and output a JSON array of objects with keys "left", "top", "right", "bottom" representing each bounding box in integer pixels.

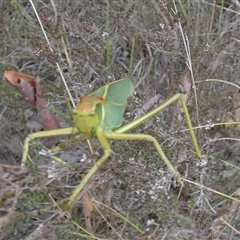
[{"left": 90, "top": 78, "right": 134, "bottom": 128}]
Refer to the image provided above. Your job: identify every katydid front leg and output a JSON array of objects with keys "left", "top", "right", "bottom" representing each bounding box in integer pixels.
[
  {"left": 21, "top": 127, "right": 79, "bottom": 166},
  {"left": 64, "top": 126, "right": 113, "bottom": 209}
]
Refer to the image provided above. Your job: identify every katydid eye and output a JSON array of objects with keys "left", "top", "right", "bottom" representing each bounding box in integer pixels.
[
  {"left": 72, "top": 109, "right": 77, "bottom": 115},
  {"left": 89, "top": 111, "right": 95, "bottom": 116}
]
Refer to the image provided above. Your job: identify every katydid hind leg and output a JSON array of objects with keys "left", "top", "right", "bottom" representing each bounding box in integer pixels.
[
  {"left": 105, "top": 132, "right": 182, "bottom": 184},
  {"left": 115, "top": 93, "right": 202, "bottom": 158}
]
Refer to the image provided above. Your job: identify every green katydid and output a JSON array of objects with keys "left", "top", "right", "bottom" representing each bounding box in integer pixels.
[{"left": 21, "top": 78, "right": 202, "bottom": 209}]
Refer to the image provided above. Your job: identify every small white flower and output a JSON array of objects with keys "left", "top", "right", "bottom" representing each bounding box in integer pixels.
[{"left": 102, "top": 31, "right": 109, "bottom": 37}]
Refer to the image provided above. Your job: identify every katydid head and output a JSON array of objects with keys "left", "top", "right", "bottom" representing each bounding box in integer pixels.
[{"left": 72, "top": 96, "right": 104, "bottom": 137}]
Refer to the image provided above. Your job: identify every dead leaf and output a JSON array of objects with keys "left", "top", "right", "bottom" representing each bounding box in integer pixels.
[
  {"left": 82, "top": 192, "right": 94, "bottom": 233},
  {"left": 36, "top": 97, "right": 61, "bottom": 131},
  {"left": 174, "top": 72, "right": 192, "bottom": 124},
  {"left": 4, "top": 70, "right": 61, "bottom": 147},
  {"left": 0, "top": 216, "right": 9, "bottom": 228},
  {"left": 4, "top": 71, "right": 37, "bottom": 105},
  {"left": 179, "top": 71, "right": 192, "bottom": 105}
]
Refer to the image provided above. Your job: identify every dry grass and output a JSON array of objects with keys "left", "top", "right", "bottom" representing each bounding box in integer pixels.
[{"left": 1, "top": 0, "right": 240, "bottom": 239}]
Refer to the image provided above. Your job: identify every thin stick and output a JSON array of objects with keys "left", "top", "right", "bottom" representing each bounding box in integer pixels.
[
  {"left": 172, "top": 1, "right": 200, "bottom": 126},
  {"left": 105, "top": 0, "right": 111, "bottom": 81},
  {"left": 29, "top": 0, "right": 75, "bottom": 108}
]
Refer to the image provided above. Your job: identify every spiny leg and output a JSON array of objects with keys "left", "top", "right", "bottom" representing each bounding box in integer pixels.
[
  {"left": 105, "top": 132, "right": 182, "bottom": 184},
  {"left": 21, "top": 127, "right": 78, "bottom": 166},
  {"left": 63, "top": 149, "right": 112, "bottom": 210},
  {"left": 64, "top": 126, "right": 113, "bottom": 209},
  {"left": 115, "top": 93, "right": 202, "bottom": 158}
]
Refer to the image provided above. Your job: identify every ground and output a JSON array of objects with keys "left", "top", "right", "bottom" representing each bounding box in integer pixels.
[{"left": 1, "top": 1, "right": 240, "bottom": 239}]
